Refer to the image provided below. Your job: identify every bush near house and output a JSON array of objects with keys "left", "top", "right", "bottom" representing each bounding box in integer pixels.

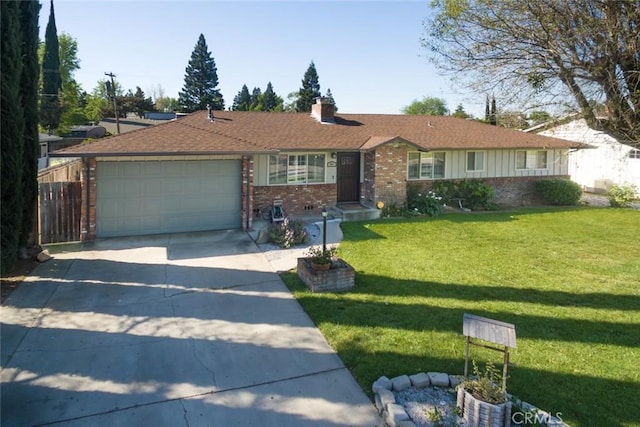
[
  {"left": 431, "top": 179, "right": 496, "bottom": 210},
  {"left": 608, "top": 184, "right": 637, "bottom": 207},
  {"left": 534, "top": 178, "right": 582, "bottom": 205}
]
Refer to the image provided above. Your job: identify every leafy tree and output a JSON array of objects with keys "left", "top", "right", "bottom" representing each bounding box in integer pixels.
[
  {"left": 402, "top": 97, "right": 449, "bottom": 115},
  {"left": 155, "top": 97, "right": 179, "bottom": 112},
  {"left": 295, "top": 61, "right": 321, "bottom": 112},
  {"left": 424, "top": 0, "right": 640, "bottom": 146},
  {"left": 178, "top": 33, "right": 224, "bottom": 112},
  {"left": 283, "top": 91, "right": 299, "bottom": 112},
  {"left": 259, "top": 82, "right": 283, "bottom": 112},
  {"left": 528, "top": 110, "right": 553, "bottom": 126},
  {"left": 39, "top": 0, "right": 61, "bottom": 131},
  {"left": 232, "top": 84, "right": 252, "bottom": 111},
  {"left": 452, "top": 103, "right": 472, "bottom": 119}
]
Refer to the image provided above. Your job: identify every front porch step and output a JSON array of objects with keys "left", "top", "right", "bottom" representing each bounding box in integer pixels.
[{"left": 329, "top": 204, "right": 380, "bottom": 222}]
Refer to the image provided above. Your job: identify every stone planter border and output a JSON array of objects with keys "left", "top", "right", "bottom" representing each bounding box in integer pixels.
[{"left": 372, "top": 372, "right": 570, "bottom": 427}]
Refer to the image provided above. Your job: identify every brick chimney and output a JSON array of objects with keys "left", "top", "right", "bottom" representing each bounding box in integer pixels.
[{"left": 311, "top": 97, "right": 335, "bottom": 124}]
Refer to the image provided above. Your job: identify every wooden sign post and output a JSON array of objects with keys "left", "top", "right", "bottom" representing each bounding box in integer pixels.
[{"left": 463, "top": 313, "right": 517, "bottom": 392}]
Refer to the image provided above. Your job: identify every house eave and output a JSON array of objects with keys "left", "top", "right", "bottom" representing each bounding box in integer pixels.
[{"left": 48, "top": 150, "right": 278, "bottom": 158}]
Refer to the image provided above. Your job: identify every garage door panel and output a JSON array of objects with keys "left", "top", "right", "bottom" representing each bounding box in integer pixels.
[{"left": 97, "top": 160, "right": 241, "bottom": 237}]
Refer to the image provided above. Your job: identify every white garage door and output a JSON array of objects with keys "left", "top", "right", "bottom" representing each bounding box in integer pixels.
[{"left": 97, "top": 160, "right": 241, "bottom": 237}]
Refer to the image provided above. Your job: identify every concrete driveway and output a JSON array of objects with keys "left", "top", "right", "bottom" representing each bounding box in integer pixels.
[{"left": 1, "top": 230, "right": 381, "bottom": 426}]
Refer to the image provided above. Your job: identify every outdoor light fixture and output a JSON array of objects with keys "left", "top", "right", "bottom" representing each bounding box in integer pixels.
[
  {"left": 331, "top": 152, "right": 337, "bottom": 159},
  {"left": 322, "top": 207, "right": 328, "bottom": 252}
]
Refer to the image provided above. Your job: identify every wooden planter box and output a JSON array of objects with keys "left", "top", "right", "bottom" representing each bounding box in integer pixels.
[
  {"left": 457, "top": 387, "right": 512, "bottom": 427},
  {"left": 297, "top": 257, "right": 355, "bottom": 292}
]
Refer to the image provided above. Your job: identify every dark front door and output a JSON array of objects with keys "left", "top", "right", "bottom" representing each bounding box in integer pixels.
[{"left": 337, "top": 152, "right": 360, "bottom": 203}]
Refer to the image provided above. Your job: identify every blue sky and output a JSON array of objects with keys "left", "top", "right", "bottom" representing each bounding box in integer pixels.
[{"left": 39, "top": 0, "right": 484, "bottom": 117}]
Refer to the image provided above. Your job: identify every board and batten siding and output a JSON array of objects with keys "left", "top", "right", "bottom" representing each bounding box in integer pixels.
[{"left": 443, "top": 149, "right": 568, "bottom": 180}]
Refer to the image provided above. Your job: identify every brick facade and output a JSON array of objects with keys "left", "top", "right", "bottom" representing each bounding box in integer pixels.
[
  {"left": 241, "top": 156, "right": 253, "bottom": 231},
  {"left": 362, "top": 143, "right": 409, "bottom": 209},
  {"left": 253, "top": 183, "right": 336, "bottom": 218},
  {"left": 80, "top": 157, "right": 97, "bottom": 240}
]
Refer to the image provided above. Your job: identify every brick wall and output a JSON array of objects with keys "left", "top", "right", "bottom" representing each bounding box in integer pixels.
[
  {"left": 253, "top": 184, "right": 336, "bottom": 217},
  {"left": 363, "top": 144, "right": 410, "bottom": 208},
  {"left": 241, "top": 156, "right": 254, "bottom": 231},
  {"left": 80, "top": 157, "right": 97, "bottom": 240}
]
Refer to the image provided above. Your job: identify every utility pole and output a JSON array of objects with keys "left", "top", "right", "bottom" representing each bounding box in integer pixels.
[{"left": 104, "top": 72, "right": 120, "bottom": 134}]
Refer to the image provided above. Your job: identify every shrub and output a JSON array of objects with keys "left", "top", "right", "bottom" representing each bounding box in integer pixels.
[
  {"left": 266, "top": 218, "right": 307, "bottom": 248},
  {"left": 380, "top": 201, "right": 409, "bottom": 218},
  {"left": 459, "top": 361, "right": 507, "bottom": 405},
  {"left": 407, "top": 191, "right": 444, "bottom": 216},
  {"left": 608, "top": 184, "right": 637, "bottom": 207},
  {"left": 432, "top": 179, "right": 496, "bottom": 210},
  {"left": 535, "top": 179, "right": 582, "bottom": 205}
]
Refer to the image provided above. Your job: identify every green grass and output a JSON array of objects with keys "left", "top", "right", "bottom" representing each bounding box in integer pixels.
[{"left": 282, "top": 207, "right": 640, "bottom": 427}]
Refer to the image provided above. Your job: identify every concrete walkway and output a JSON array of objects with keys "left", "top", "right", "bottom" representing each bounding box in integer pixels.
[{"left": 1, "top": 228, "right": 381, "bottom": 426}]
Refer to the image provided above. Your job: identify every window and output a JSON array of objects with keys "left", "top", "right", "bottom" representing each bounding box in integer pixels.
[
  {"left": 268, "top": 153, "right": 326, "bottom": 185},
  {"left": 516, "top": 150, "right": 548, "bottom": 170},
  {"left": 408, "top": 152, "right": 446, "bottom": 179},
  {"left": 466, "top": 151, "right": 485, "bottom": 172},
  {"left": 629, "top": 149, "right": 640, "bottom": 160}
]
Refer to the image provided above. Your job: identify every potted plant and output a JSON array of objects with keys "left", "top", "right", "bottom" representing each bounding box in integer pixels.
[
  {"left": 456, "top": 361, "right": 512, "bottom": 427},
  {"left": 305, "top": 246, "right": 337, "bottom": 270}
]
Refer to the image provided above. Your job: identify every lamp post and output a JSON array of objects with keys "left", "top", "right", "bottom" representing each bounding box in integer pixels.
[{"left": 321, "top": 207, "right": 328, "bottom": 253}]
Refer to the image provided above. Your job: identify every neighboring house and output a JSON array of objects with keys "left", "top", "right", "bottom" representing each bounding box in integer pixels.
[
  {"left": 38, "top": 133, "right": 63, "bottom": 170},
  {"left": 531, "top": 118, "right": 640, "bottom": 194},
  {"left": 51, "top": 98, "right": 583, "bottom": 239}
]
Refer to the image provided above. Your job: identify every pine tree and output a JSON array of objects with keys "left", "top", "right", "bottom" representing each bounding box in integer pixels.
[
  {"left": 260, "top": 82, "right": 283, "bottom": 111},
  {"left": 490, "top": 96, "right": 497, "bottom": 125},
  {"left": 1, "top": 1, "right": 26, "bottom": 273},
  {"left": 19, "top": 0, "right": 41, "bottom": 248},
  {"left": 39, "top": 0, "right": 61, "bottom": 131},
  {"left": 178, "top": 34, "right": 224, "bottom": 112},
  {"left": 232, "top": 84, "right": 251, "bottom": 111},
  {"left": 295, "top": 61, "right": 321, "bottom": 112},
  {"left": 249, "top": 87, "right": 262, "bottom": 111},
  {"left": 324, "top": 88, "right": 337, "bottom": 112},
  {"left": 485, "top": 96, "right": 490, "bottom": 122}
]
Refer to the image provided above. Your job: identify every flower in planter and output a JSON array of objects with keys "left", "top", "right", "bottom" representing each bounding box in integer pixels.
[{"left": 304, "top": 245, "right": 338, "bottom": 266}]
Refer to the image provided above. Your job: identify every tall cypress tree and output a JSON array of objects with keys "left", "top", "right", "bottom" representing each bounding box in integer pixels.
[
  {"left": 232, "top": 84, "right": 251, "bottom": 111},
  {"left": 1, "top": 1, "right": 26, "bottom": 273},
  {"left": 19, "top": 0, "right": 41, "bottom": 247},
  {"left": 178, "top": 34, "right": 224, "bottom": 112},
  {"left": 295, "top": 61, "right": 321, "bottom": 112},
  {"left": 324, "top": 88, "right": 337, "bottom": 112},
  {"left": 39, "top": 0, "right": 61, "bottom": 131}
]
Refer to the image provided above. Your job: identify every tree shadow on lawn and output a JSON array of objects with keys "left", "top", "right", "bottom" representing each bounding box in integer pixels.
[{"left": 284, "top": 273, "right": 639, "bottom": 348}]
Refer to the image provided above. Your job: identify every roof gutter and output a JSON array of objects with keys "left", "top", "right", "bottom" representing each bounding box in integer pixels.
[{"left": 48, "top": 149, "right": 279, "bottom": 158}]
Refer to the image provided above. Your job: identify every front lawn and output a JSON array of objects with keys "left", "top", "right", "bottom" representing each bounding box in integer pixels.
[{"left": 282, "top": 208, "right": 640, "bottom": 427}]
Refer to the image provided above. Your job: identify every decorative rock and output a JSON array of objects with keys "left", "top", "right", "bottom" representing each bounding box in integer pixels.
[
  {"left": 449, "top": 374, "right": 463, "bottom": 388},
  {"left": 377, "top": 388, "right": 396, "bottom": 412},
  {"left": 427, "top": 372, "right": 450, "bottom": 387},
  {"left": 37, "top": 249, "right": 52, "bottom": 263},
  {"left": 373, "top": 376, "right": 393, "bottom": 393},
  {"left": 384, "top": 403, "right": 410, "bottom": 426},
  {"left": 390, "top": 375, "right": 411, "bottom": 391},
  {"left": 409, "top": 372, "right": 430, "bottom": 388}
]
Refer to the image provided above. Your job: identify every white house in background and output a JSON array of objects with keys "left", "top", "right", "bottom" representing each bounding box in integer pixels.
[{"left": 528, "top": 118, "right": 640, "bottom": 194}]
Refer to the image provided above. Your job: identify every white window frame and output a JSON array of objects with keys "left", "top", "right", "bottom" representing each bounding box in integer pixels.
[
  {"left": 268, "top": 153, "right": 326, "bottom": 185},
  {"left": 515, "top": 150, "right": 548, "bottom": 170},
  {"left": 407, "top": 151, "right": 446, "bottom": 180},
  {"left": 466, "top": 151, "right": 485, "bottom": 172},
  {"left": 628, "top": 149, "right": 640, "bottom": 160}
]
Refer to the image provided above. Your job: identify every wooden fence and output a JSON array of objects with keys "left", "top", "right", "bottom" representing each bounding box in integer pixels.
[
  {"left": 37, "top": 159, "right": 82, "bottom": 184},
  {"left": 38, "top": 181, "right": 82, "bottom": 244}
]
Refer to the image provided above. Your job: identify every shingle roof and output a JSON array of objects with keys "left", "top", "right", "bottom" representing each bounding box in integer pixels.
[{"left": 51, "top": 110, "right": 584, "bottom": 157}]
